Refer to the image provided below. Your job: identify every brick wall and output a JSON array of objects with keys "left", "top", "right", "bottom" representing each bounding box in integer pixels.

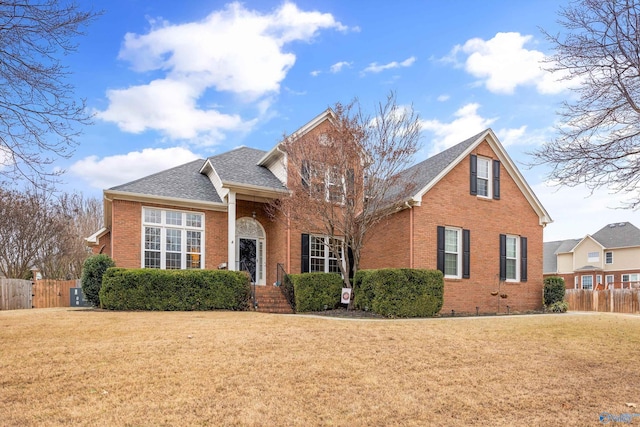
[{"left": 361, "top": 140, "right": 545, "bottom": 314}]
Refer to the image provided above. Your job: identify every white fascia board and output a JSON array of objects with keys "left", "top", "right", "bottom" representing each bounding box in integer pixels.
[{"left": 104, "top": 190, "right": 228, "bottom": 212}]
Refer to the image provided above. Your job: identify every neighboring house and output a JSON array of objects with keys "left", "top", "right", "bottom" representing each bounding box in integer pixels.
[
  {"left": 543, "top": 222, "right": 640, "bottom": 290},
  {"left": 88, "top": 109, "right": 552, "bottom": 314}
]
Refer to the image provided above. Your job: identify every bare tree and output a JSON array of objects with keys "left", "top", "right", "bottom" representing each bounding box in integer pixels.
[
  {"left": 0, "top": 187, "right": 102, "bottom": 279},
  {"left": 272, "top": 93, "right": 421, "bottom": 294},
  {"left": 0, "top": 1, "right": 99, "bottom": 186},
  {"left": 37, "top": 192, "right": 103, "bottom": 279},
  {"left": 533, "top": 0, "right": 640, "bottom": 208}
]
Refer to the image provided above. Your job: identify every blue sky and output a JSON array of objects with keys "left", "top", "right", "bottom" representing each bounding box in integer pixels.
[{"left": 55, "top": 0, "right": 640, "bottom": 241}]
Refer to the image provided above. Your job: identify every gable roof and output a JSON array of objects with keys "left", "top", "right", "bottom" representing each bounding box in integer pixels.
[
  {"left": 591, "top": 222, "right": 640, "bottom": 248},
  {"left": 543, "top": 238, "right": 581, "bottom": 273},
  {"left": 108, "top": 159, "right": 222, "bottom": 204},
  {"left": 205, "top": 146, "right": 287, "bottom": 192},
  {"left": 393, "top": 128, "right": 552, "bottom": 226}
]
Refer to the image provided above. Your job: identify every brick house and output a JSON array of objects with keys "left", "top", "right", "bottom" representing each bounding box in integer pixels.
[
  {"left": 543, "top": 222, "right": 640, "bottom": 290},
  {"left": 87, "top": 110, "right": 552, "bottom": 313}
]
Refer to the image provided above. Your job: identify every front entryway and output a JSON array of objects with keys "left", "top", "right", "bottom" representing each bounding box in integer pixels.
[
  {"left": 239, "top": 238, "right": 257, "bottom": 283},
  {"left": 235, "top": 217, "right": 266, "bottom": 285}
]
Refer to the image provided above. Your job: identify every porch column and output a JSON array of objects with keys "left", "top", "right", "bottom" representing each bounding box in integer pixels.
[{"left": 228, "top": 190, "right": 236, "bottom": 271}]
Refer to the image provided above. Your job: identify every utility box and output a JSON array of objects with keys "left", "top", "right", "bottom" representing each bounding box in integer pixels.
[{"left": 70, "top": 287, "right": 91, "bottom": 307}]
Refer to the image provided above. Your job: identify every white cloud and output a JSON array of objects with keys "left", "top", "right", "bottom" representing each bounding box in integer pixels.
[
  {"left": 534, "top": 181, "right": 640, "bottom": 241},
  {"left": 69, "top": 147, "right": 200, "bottom": 189},
  {"left": 496, "top": 126, "right": 527, "bottom": 147},
  {"left": 330, "top": 61, "right": 352, "bottom": 73},
  {"left": 421, "top": 103, "right": 497, "bottom": 153},
  {"left": 436, "top": 94, "right": 450, "bottom": 102},
  {"left": 99, "top": 79, "right": 244, "bottom": 143},
  {"left": 362, "top": 56, "right": 416, "bottom": 74},
  {"left": 98, "top": 2, "right": 349, "bottom": 141},
  {"left": 445, "top": 32, "right": 574, "bottom": 95},
  {"left": 310, "top": 70, "right": 321, "bottom": 77}
]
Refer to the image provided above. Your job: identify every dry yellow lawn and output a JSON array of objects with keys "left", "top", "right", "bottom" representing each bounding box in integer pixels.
[{"left": 1, "top": 309, "right": 639, "bottom": 426}]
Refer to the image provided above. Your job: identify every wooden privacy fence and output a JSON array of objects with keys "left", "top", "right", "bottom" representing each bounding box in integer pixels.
[
  {"left": 32, "top": 279, "right": 80, "bottom": 309},
  {"left": 0, "top": 279, "right": 33, "bottom": 310},
  {"left": 565, "top": 289, "right": 640, "bottom": 314}
]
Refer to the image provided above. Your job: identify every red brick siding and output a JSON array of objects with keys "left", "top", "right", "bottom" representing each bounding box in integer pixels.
[
  {"left": 361, "top": 140, "right": 545, "bottom": 314},
  {"left": 546, "top": 270, "right": 640, "bottom": 290}
]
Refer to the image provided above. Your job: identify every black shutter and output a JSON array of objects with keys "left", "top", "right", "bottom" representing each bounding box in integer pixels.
[
  {"left": 347, "top": 245, "right": 354, "bottom": 279},
  {"left": 499, "top": 234, "right": 506, "bottom": 281},
  {"left": 301, "top": 161, "right": 310, "bottom": 189},
  {"left": 493, "top": 160, "right": 501, "bottom": 200},
  {"left": 462, "top": 229, "right": 470, "bottom": 279},
  {"left": 437, "top": 226, "right": 445, "bottom": 273},
  {"left": 301, "top": 234, "right": 310, "bottom": 273},
  {"left": 470, "top": 155, "right": 477, "bottom": 195},
  {"left": 520, "top": 236, "right": 528, "bottom": 282}
]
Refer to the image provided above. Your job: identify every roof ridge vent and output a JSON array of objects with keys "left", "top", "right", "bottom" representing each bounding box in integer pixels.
[
  {"left": 608, "top": 224, "right": 616, "bottom": 228},
  {"left": 618, "top": 222, "right": 626, "bottom": 227}
]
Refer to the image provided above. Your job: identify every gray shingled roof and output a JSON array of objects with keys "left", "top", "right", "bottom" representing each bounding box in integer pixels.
[
  {"left": 109, "top": 159, "right": 222, "bottom": 203},
  {"left": 591, "top": 222, "right": 640, "bottom": 248},
  {"left": 386, "top": 129, "right": 486, "bottom": 202},
  {"left": 207, "top": 147, "right": 287, "bottom": 191},
  {"left": 543, "top": 238, "right": 580, "bottom": 274}
]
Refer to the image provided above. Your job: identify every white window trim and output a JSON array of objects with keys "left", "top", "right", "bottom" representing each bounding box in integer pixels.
[
  {"left": 476, "top": 157, "right": 492, "bottom": 199},
  {"left": 606, "top": 275, "right": 614, "bottom": 289},
  {"left": 444, "top": 227, "right": 462, "bottom": 279},
  {"left": 574, "top": 276, "right": 579, "bottom": 289},
  {"left": 587, "top": 251, "right": 599, "bottom": 263},
  {"left": 141, "top": 207, "right": 205, "bottom": 270},
  {"left": 581, "top": 275, "right": 593, "bottom": 290},
  {"left": 605, "top": 251, "right": 613, "bottom": 264},
  {"left": 505, "top": 235, "right": 520, "bottom": 282},
  {"left": 309, "top": 235, "right": 344, "bottom": 274}
]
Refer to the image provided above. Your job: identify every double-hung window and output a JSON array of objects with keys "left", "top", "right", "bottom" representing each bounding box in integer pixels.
[
  {"left": 499, "top": 234, "right": 527, "bottom": 282},
  {"left": 581, "top": 275, "right": 593, "bottom": 290},
  {"left": 622, "top": 273, "right": 640, "bottom": 288},
  {"left": 444, "top": 228, "right": 461, "bottom": 278},
  {"left": 302, "top": 234, "right": 343, "bottom": 274},
  {"left": 470, "top": 155, "right": 500, "bottom": 199},
  {"left": 142, "top": 208, "right": 204, "bottom": 270},
  {"left": 437, "top": 226, "right": 470, "bottom": 279},
  {"left": 605, "top": 252, "right": 613, "bottom": 264},
  {"left": 476, "top": 157, "right": 491, "bottom": 197}
]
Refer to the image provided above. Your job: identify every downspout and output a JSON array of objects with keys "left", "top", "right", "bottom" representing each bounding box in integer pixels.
[{"left": 405, "top": 201, "right": 414, "bottom": 269}]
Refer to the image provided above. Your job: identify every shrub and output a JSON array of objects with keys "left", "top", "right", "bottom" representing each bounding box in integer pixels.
[
  {"left": 544, "top": 276, "right": 566, "bottom": 306},
  {"left": 353, "top": 269, "right": 377, "bottom": 311},
  {"left": 281, "top": 274, "right": 296, "bottom": 311},
  {"left": 367, "top": 269, "right": 444, "bottom": 318},
  {"left": 80, "top": 254, "right": 115, "bottom": 307},
  {"left": 548, "top": 301, "right": 569, "bottom": 313},
  {"left": 99, "top": 268, "right": 251, "bottom": 311},
  {"left": 287, "top": 273, "right": 342, "bottom": 312}
]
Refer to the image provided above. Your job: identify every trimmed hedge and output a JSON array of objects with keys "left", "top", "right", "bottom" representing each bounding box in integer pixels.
[
  {"left": 287, "top": 272, "right": 342, "bottom": 312},
  {"left": 99, "top": 268, "right": 251, "bottom": 311},
  {"left": 281, "top": 274, "right": 296, "bottom": 311},
  {"left": 354, "top": 268, "right": 444, "bottom": 317},
  {"left": 81, "top": 254, "right": 116, "bottom": 307},
  {"left": 543, "top": 276, "right": 566, "bottom": 306}
]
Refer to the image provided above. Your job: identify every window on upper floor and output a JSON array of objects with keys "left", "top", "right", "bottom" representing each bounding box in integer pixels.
[
  {"left": 605, "top": 251, "right": 613, "bottom": 264},
  {"left": 587, "top": 251, "right": 599, "bottom": 263},
  {"left": 301, "top": 162, "right": 349, "bottom": 205},
  {"left": 142, "top": 208, "right": 204, "bottom": 270},
  {"left": 470, "top": 155, "right": 500, "bottom": 200}
]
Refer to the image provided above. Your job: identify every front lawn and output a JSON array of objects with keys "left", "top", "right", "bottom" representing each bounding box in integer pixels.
[{"left": 1, "top": 309, "right": 638, "bottom": 426}]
